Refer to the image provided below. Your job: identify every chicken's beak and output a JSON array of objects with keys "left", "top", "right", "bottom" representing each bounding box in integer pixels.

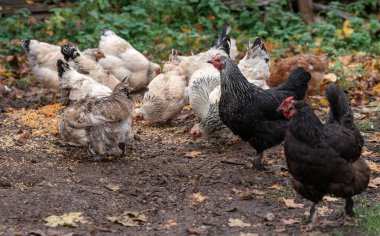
[
  {"left": 276, "top": 107, "right": 283, "bottom": 113},
  {"left": 207, "top": 59, "right": 213, "bottom": 64}
]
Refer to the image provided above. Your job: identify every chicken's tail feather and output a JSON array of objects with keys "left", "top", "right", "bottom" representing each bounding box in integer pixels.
[
  {"left": 57, "top": 59, "right": 71, "bottom": 78},
  {"left": 61, "top": 44, "right": 80, "bottom": 62},
  {"left": 211, "top": 26, "right": 231, "bottom": 55},
  {"left": 326, "top": 84, "right": 353, "bottom": 127},
  {"left": 246, "top": 37, "right": 270, "bottom": 63},
  {"left": 21, "top": 39, "right": 31, "bottom": 52},
  {"left": 274, "top": 67, "right": 311, "bottom": 100}
]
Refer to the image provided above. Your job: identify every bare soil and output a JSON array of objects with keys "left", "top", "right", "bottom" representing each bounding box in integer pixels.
[{"left": 0, "top": 96, "right": 379, "bottom": 236}]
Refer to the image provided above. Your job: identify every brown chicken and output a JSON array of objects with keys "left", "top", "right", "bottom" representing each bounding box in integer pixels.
[{"left": 268, "top": 54, "right": 328, "bottom": 95}]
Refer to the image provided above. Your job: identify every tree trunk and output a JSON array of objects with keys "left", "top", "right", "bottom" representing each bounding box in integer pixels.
[{"left": 298, "top": 0, "right": 315, "bottom": 25}]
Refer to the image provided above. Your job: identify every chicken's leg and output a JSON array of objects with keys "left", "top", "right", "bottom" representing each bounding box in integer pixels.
[
  {"left": 251, "top": 150, "right": 267, "bottom": 170},
  {"left": 51, "top": 93, "right": 57, "bottom": 104},
  {"left": 345, "top": 197, "right": 355, "bottom": 218},
  {"left": 308, "top": 202, "right": 318, "bottom": 223}
]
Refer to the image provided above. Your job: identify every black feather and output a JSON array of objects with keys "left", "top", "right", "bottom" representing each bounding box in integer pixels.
[
  {"left": 210, "top": 26, "right": 231, "bottom": 55},
  {"left": 22, "top": 39, "right": 31, "bottom": 52},
  {"left": 57, "top": 59, "right": 70, "bottom": 77},
  {"left": 61, "top": 44, "right": 79, "bottom": 61}
]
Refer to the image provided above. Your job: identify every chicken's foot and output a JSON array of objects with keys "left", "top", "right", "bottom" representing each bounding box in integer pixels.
[
  {"left": 251, "top": 150, "right": 267, "bottom": 170},
  {"left": 301, "top": 203, "right": 319, "bottom": 231},
  {"left": 51, "top": 93, "right": 57, "bottom": 104},
  {"left": 345, "top": 197, "right": 355, "bottom": 217}
]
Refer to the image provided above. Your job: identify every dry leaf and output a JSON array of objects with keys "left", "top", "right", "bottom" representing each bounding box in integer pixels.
[
  {"left": 44, "top": 212, "right": 88, "bottom": 227},
  {"left": 283, "top": 198, "right": 304, "bottom": 209},
  {"left": 240, "top": 189, "right": 265, "bottom": 200},
  {"left": 319, "top": 97, "right": 329, "bottom": 107},
  {"left": 105, "top": 183, "right": 120, "bottom": 192},
  {"left": 368, "top": 177, "right": 380, "bottom": 188},
  {"left": 323, "top": 196, "right": 339, "bottom": 202},
  {"left": 366, "top": 160, "right": 380, "bottom": 173},
  {"left": 239, "top": 233, "right": 258, "bottom": 236},
  {"left": 281, "top": 218, "right": 301, "bottom": 225},
  {"left": 318, "top": 206, "right": 333, "bottom": 216},
  {"left": 228, "top": 218, "right": 251, "bottom": 227},
  {"left": 269, "top": 184, "right": 282, "bottom": 190},
  {"left": 163, "top": 219, "right": 177, "bottom": 229},
  {"left": 367, "top": 133, "right": 380, "bottom": 143},
  {"left": 342, "top": 20, "right": 354, "bottom": 37},
  {"left": 185, "top": 151, "right": 202, "bottom": 158},
  {"left": 324, "top": 73, "right": 338, "bottom": 82},
  {"left": 264, "top": 212, "right": 275, "bottom": 222},
  {"left": 182, "top": 105, "right": 192, "bottom": 111},
  {"left": 107, "top": 211, "right": 148, "bottom": 227},
  {"left": 192, "top": 193, "right": 207, "bottom": 203}
]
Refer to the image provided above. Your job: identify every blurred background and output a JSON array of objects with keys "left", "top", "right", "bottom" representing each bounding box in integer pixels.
[{"left": 0, "top": 0, "right": 379, "bottom": 113}]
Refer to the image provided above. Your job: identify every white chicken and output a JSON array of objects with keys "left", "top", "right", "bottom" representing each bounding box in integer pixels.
[
  {"left": 58, "top": 82, "right": 133, "bottom": 161},
  {"left": 177, "top": 26, "right": 232, "bottom": 81},
  {"left": 134, "top": 50, "right": 188, "bottom": 123},
  {"left": 99, "top": 29, "right": 161, "bottom": 91},
  {"left": 61, "top": 44, "right": 120, "bottom": 89},
  {"left": 57, "top": 59, "right": 112, "bottom": 105},
  {"left": 190, "top": 37, "right": 270, "bottom": 139},
  {"left": 21, "top": 39, "right": 62, "bottom": 103}
]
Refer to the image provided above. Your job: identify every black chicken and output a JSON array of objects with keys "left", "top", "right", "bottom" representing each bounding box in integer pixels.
[
  {"left": 208, "top": 49, "right": 311, "bottom": 169},
  {"left": 278, "top": 84, "right": 369, "bottom": 223}
]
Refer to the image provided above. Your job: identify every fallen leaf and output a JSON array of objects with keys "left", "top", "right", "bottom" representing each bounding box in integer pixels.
[
  {"left": 182, "top": 105, "right": 192, "bottom": 111},
  {"left": 107, "top": 211, "right": 148, "bottom": 227},
  {"left": 367, "top": 132, "right": 380, "bottom": 143},
  {"left": 228, "top": 218, "right": 251, "bottom": 227},
  {"left": 240, "top": 189, "right": 265, "bottom": 200},
  {"left": 323, "top": 196, "right": 339, "bottom": 202},
  {"left": 366, "top": 160, "right": 380, "bottom": 173},
  {"left": 239, "top": 233, "right": 258, "bottom": 236},
  {"left": 342, "top": 20, "right": 354, "bottom": 37},
  {"left": 105, "top": 183, "right": 120, "bottom": 192},
  {"left": 319, "top": 97, "right": 329, "bottom": 107},
  {"left": 283, "top": 198, "right": 304, "bottom": 209},
  {"left": 368, "top": 177, "right": 380, "bottom": 188},
  {"left": 318, "top": 206, "right": 333, "bottom": 216},
  {"left": 44, "top": 212, "right": 88, "bottom": 227},
  {"left": 192, "top": 192, "right": 207, "bottom": 203},
  {"left": 281, "top": 218, "right": 301, "bottom": 225},
  {"left": 163, "top": 219, "right": 177, "bottom": 229},
  {"left": 185, "top": 151, "right": 202, "bottom": 158},
  {"left": 269, "top": 184, "right": 282, "bottom": 190},
  {"left": 323, "top": 73, "right": 338, "bottom": 82}
]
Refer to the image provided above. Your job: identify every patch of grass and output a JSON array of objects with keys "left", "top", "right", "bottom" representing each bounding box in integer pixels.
[
  {"left": 357, "top": 120, "right": 375, "bottom": 132},
  {"left": 354, "top": 197, "right": 380, "bottom": 235}
]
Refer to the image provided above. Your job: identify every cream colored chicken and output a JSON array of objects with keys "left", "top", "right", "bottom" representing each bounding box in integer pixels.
[
  {"left": 134, "top": 50, "right": 188, "bottom": 123},
  {"left": 99, "top": 29, "right": 160, "bottom": 91},
  {"left": 190, "top": 38, "right": 270, "bottom": 139},
  {"left": 21, "top": 39, "right": 62, "bottom": 103},
  {"left": 61, "top": 44, "right": 120, "bottom": 89},
  {"left": 58, "top": 82, "right": 133, "bottom": 161},
  {"left": 57, "top": 59, "right": 112, "bottom": 105}
]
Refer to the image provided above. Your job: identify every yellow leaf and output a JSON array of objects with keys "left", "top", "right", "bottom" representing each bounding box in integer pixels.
[
  {"left": 367, "top": 132, "right": 380, "bottom": 143},
  {"left": 343, "top": 20, "right": 354, "bottom": 36},
  {"left": 192, "top": 192, "right": 207, "bottom": 203},
  {"left": 336, "top": 29, "right": 344, "bottom": 40},
  {"left": 282, "top": 198, "right": 304, "bottom": 209},
  {"left": 319, "top": 97, "right": 329, "bottom": 107},
  {"left": 368, "top": 177, "right": 380, "bottom": 188},
  {"left": 44, "top": 212, "right": 88, "bottom": 227},
  {"left": 366, "top": 160, "right": 380, "bottom": 173},
  {"left": 228, "top": 218, "right": 251, "bottom": 227},
  {"left": 184, "top": 151, "right": 202, "bottom": 158},
  {"left": 269, "top": 184, "right": 282, "bottom": 190},
  {"left": 181, "top": 28, "right": 192, "bottom": 33},
  {"left": 314, "top": 37, "right": 323, "bottom": 46}
]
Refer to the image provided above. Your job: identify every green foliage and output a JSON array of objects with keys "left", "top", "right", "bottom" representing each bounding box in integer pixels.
[
  {"left": 354, "top": 197, "right": 380, "bottom": 235},
  {"left": 0, "top": 0, "right": 379, "bottom": 62}
]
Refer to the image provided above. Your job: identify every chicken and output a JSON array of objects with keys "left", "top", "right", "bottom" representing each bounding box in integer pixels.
[
  {"left": 134, "top": 50, "right": 188, "bottom": 122},
  {"left": 58, "top": 81, "right": 133, "bottom": 161},
  {"left": 61, "top": 44, "right": 120, "bottom": 89},
  {"left": 190, "top": 38, "right": 270, "bottom": 139},
  {"left": 278, "top": 84, "right": 369, "bottom": 224},
  {"left": 177, "top": 26, "right": 231, "bottom": 81},
  {"left": 21, "top": 39, "right": 62, "bottom": 103},
  {"left": 267, "top": 54, "right": 328, "bottom": 95},
  {"left": 57, "top": 59, "right": 112, "bottom": 105},
  {"left": 99, "top": 29, "right": 161, "bottom": 91},
  {"left": 82, "top": 48, "right": 106, "bottom": 62},
  {"left": 208, "top": 54, "right": 311, "bottom": 169},
  {"left": 230, "top": 38, "right": 239, "bottom": 61}
]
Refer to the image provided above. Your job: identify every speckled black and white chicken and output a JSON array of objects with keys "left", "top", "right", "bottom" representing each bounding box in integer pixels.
[
  {"left": 61, "top": 44, "right": 120, "bottom": 89},
  {"left": 98, "top": 29, "right": 161, "bottom": 92},
  {"left": 134, "top": 50, "right": 188, "bottom": 123},
  {"left": 57, "top": 81, "right": 133, "bottom": 161},
  {"left": 21, "top": 39, "right": 62, "bottom": 103},
  {"left": 190, "top": 38, "right": 270, "bottom": 139},
  {"left": 57, "top": 59, "right": 112, "bottom": 105}
]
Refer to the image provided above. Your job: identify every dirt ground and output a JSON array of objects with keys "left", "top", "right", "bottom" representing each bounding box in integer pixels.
[{"left": 0, "top": 94, "right": 379, "bottom": 236}]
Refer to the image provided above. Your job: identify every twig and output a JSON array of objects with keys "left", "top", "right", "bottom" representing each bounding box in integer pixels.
[
  {"left": 221, "top": 160, "right": 246, "bottom": 165},
  {"left": 313, "top": 3, "right": 353, "bottom": 20}
]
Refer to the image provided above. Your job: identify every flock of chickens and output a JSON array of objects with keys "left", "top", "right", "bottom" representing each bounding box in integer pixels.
[{"left": 20, "top": 26, "right": 370, "bottom": 227}]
